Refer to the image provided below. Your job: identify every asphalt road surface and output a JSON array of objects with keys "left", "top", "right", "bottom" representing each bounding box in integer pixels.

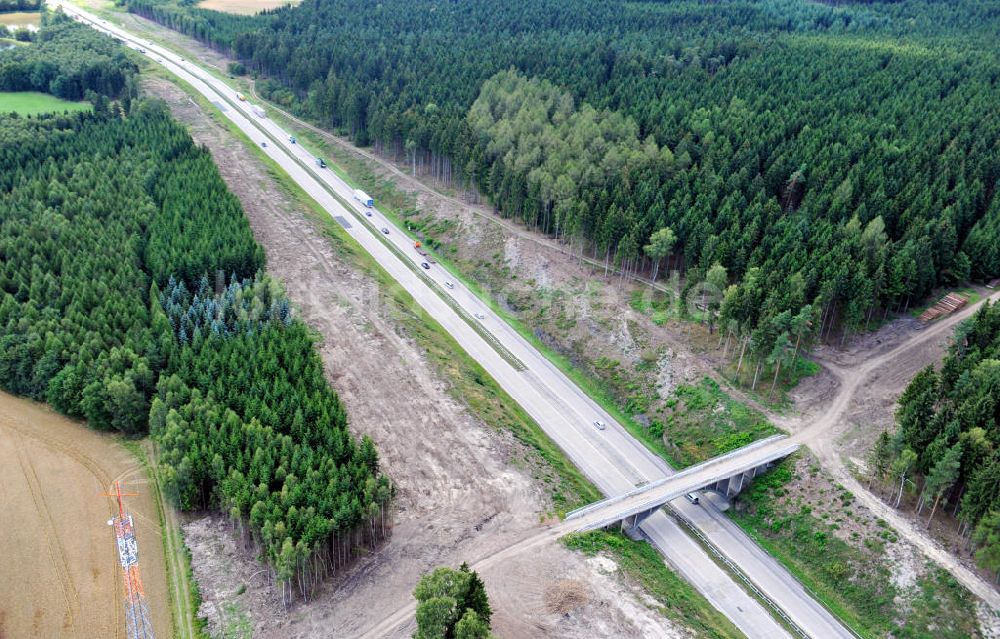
[{"left": 58, "top": 6, "right": 857, "bottom": 637}]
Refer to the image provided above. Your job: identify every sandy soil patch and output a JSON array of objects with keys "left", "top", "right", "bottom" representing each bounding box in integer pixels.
[{"left": 0, "top": 391, "right": 170, "bottom": 639}]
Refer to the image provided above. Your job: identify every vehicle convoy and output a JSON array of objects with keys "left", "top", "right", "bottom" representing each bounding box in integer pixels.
[
  {"left": 353, "top": 189, "right": 374, "bottom": 207},
  {"left": 251, "top": 104, "right": 266, "bottom": 118}
]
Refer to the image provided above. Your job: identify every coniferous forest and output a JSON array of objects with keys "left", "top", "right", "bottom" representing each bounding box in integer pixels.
[
  {"left": 126, "top": 0, "right": 1000, "bottom": 360},
  {"left": 0, "top": 16, "right": 391, "bottom": 604},
  {"left": 0, "top": 14, "right": 138, "bottom": 100},
  {"left": 869, "top": 302, "right": 1000, "bottom": 574}
]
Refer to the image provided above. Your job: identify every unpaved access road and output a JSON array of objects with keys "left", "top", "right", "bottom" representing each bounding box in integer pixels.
[
  {"left": 0, "top": 391, "right": 171, "bottom": 639},
  {"left": 778, "top": 290, "right": 1000, "bottom": 611}
]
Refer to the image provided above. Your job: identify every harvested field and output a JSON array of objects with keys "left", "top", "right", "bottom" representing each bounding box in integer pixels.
[
  {"left": 196, "top": 0, "right": 298, "bottom": 14},
  {"left": 0, "top": 10, "right": 40, "bottom": 29},
  {"left": 0, "top": 391, "right": 170, "bottom": 639}
]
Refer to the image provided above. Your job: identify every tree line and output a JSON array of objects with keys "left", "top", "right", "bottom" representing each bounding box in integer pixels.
[
  {"left": 0, "top": 0, "right": 40, "bottom": 11},
  {"left": 126, "top": 0, "right": 1000, "bottom": 360},
  {"left": 866, "top": 301, "right": 1000, "bottom": 578},
  {"left": 0, "top": 13, "right": 138, "bottom": 100},
  {"left": 0, "top": 23, "right": 391, "bottom": 602}
]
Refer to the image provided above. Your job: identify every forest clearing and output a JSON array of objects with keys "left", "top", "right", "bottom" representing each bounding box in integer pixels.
[
  {"left": 0, "top": 391, "right": 171, "bottom": 639},
  {"left": 0, "top": 90, "right": 90, "bottom": 114}
]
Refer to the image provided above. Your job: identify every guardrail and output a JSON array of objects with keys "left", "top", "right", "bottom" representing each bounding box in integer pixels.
[
  {"left": 732, "top": 522, "right": 868, "bottom": 639},
  {"left": 565, "top": 435, "right": 794, "bottom": 520},
  {"left": 666, "top": 509, "right": 811, "bottom": 639}
]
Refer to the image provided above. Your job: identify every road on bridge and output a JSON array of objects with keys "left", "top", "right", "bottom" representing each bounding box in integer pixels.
[{"left": 59, "top": 5, "right": 857, "bottom": 637}]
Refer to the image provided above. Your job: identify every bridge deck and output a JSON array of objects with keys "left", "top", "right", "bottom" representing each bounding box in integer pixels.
[{"left": 566, "top": 436, "right": 799, "bottom": 532}]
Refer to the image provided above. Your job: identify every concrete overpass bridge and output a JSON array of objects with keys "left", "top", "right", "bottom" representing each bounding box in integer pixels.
[{"left": 566, "top": 435, "right": 799, "bottom": 538}]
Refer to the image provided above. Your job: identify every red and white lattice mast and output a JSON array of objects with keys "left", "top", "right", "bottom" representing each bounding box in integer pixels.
[{"left": 105, "top": 481, "right": 156, "bottom": 639}]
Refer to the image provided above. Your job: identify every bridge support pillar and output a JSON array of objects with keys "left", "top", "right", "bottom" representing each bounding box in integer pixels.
[
  {"left": 620, "top": 507, "right": 657, "bottom": 540},
  {"left": 724, "top": 462, "right": 772, "bottom": 497}
]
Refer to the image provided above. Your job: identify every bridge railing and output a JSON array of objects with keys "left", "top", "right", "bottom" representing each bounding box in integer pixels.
[{"left": 565, "top": 434, "right": 791, "bottom": 521}]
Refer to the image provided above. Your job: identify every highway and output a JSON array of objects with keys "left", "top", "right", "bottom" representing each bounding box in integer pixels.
[
  {"left": 565, "top": 437, "right": 799, "bottom": 531},
  {"left": 58, "top": 5, "right": 855, "bottom": 637}
]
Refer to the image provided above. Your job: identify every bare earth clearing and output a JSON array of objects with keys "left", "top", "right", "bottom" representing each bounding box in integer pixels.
[
  {"left": 0, "top": 391, "right": 171, "bottom": 639},
  {"left": 244, "top": 73, "right": 1000, "bottom": 615},
  {"left": 121, "top": 12, "right": 1000, "bottom": 628},
  {"left": 250, "top": 81, "right": 1000, "bottom": 624},
  {"left": 143, "top": 77, "right": 686, "bottom": 638}
]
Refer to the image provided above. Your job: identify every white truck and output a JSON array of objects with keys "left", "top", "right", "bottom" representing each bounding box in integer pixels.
[
  {"left": 251, "top": 104, "right": 266, "bottom": 118},
  {"left": 353, "top": 189, "right": 374, "bottom": 207}
]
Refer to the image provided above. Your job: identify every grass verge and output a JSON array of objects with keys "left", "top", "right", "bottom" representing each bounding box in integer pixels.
[
  {"left": 152, "top": 69, "right": 601, "bottom": 515},
  {"left": 310, "top": 197, "right": 601, "bottom": 513},
  {"left": 730, "top": 456, "right": 982, "bottom": 639},
  {"left": 660, "top": 377, "right": 778, "bottom": 468},
  {"left": 563, "top": 531, "right": 744, "bottom": 639}
]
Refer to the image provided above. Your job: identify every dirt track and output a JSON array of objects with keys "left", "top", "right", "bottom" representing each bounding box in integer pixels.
[
  {"left": 780, "top": 291, "right": 1000, "bottom": 610},
  {"left": 0, "top": 391, "right": 170, "bottom": 639}
]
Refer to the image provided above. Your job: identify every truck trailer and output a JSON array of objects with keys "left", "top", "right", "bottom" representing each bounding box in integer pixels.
[{"left": 353, "top": 189, "right": 374, "bottom": 207}]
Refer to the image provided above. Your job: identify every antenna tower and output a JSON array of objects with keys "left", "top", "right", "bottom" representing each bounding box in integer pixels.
[{"left": 104, "top": 481, "right": 156, "bottom": 639}]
